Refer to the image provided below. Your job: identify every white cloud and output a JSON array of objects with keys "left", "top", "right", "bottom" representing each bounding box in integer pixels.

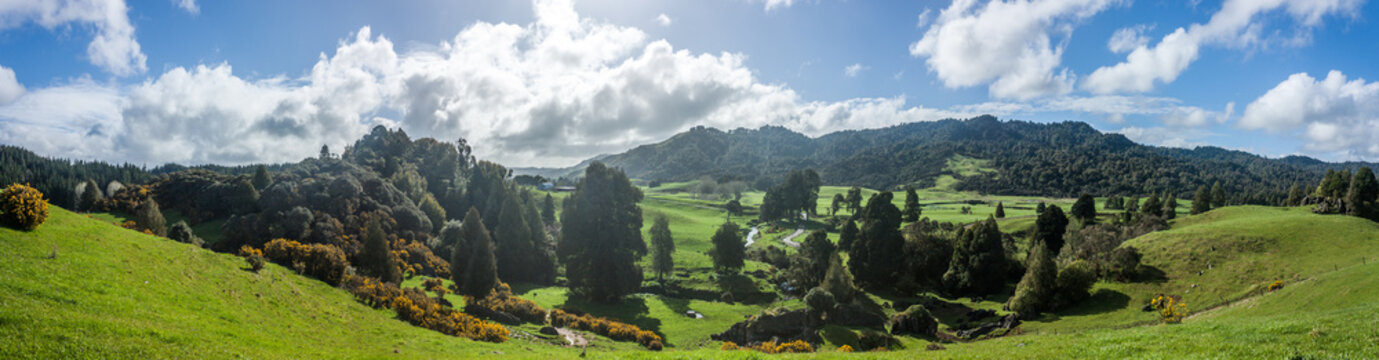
[
  {"left": 174, "top": 0, "right": 198, "bottom": 15},
  {"left": 0, "top": 0, "right": 147, "bottom": 76},
  {"left": 762, "top": 0, "right": 796, "bottom": 11},
  {"left": 915, "top": 8, "right": 932, "bottom": 28},
  {"left": 1107, "top": 24, "right": 1151, "bottom": 53},
  {"left": 909, "top": 0, "right": 1122, "bottom": 100},
  {"left": 1083, "top": 0, "right": 1361, "bottom": 94},
  {"left": 0, "top": 0, "right": 978, "bottom": 167},
  {"left": 959, "top": 94, "right": 1232, "bottom": 128},
  {"left": 1113, "top": 126, "right": 1210, "bottom": 148},
  {"left": 1240, "top": 70, "right": 1379, "bottom": 158},
  {"left": 654, "top": 13, "right": 671, "bottom": 26},
  {"left": 843, "top": 63, "right": 866, "bottom": 77},
  {"left": 0, "top": 65, "right": 23, "bottom": 104}
]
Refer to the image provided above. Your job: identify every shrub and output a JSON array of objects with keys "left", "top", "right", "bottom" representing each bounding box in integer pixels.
[
  {"left": 750, "top": 340, "right": 814, "bottom": 354},
  {"left": 240, "top": 246, "right": 267, "bottom": 273},
  {"left": 549, "top": 308, "right": 662, "bottom": 350},
  {"left": 262, "top": 238, "right": 349, "bottom": 286},
  {"left": 135, "top": 197, "right": 167, "bottom": 237},
  {"left": 473, "top": 283, "right": 548, "bottom": 324},
  {"left": 1151, "top": 295, "right": 1189, "bottom": 324},
  {"left": 1268, "top": 280, "right": 1284, "bottom": 292},
  {"left": 1054, "top": 260, "right": 1097, "bottom": 308},
  {"left": 393, "top": 238, "right": 450, "bottom": 278},
  {"left": 721, "top": 341, "right": 740, "bottom": 350},
  {"left": 168, "top": 221, "right": 204, "bottom": 247},
  {"left": 344, "top": 275, "right": 509, "bottom": 343},
  {"left": 804, "top": 287, "right": 836, "bottom": 318},
  {"left": 0, "top": 184, "right": 49, "bottom": 230},
  {"left": 838, "top": 344, "right": 854, "bottom": 352}
]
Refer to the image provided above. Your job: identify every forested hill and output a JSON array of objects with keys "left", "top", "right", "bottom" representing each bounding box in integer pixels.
[{"left": 525, "top": 115, "right": 1372, "bottom": 202}]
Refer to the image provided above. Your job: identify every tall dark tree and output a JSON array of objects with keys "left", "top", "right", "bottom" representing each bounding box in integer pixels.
[
  {"left": 1126, "top": 196, "right": 1140, "bottom": 213},
  {"left": 902, "top": 187, "right": 922, "bottom": 222},
  {"left": 1035, "top": 205, "right": 1068, "bottom": 256},
  {"left": 942, "top": 217, "right": 1006, "bottom": 296},
  {"left": 1286, "top": 183, "right": 1306, "bottom": 207},
  {"left": 820, "top": 253, "right": 856, "bottom": 303},
  {"left": 838, "top": 219, "right": 860, "bottom": 250},
  {"left": 79, "top": 179, "right": 103, "bottom": 211},
  {"left": 1141, "top": 194, "right": 1163, "bottom": 218},
  {"left": 558, "top": 162, "right": 646, "bottom": 303},
  {"left": 1071, "top": 194, "right": 1097, "bottom": 224},
  {"left": 135, "top": 197, "right": 167, "bottom": 237},
  {"left": 1191, "top": 186, "right": 1211, "bottom": 215},
  {"left": 787, "top": 230, "right": 835, "bottom": 292},
  {"left": 493, "top": 194, "right": 539, "bottom": 283},
  {"left": 650, "top": 214, "right": 675, "bottom": 283},
  {"left": 1162, "top": 193, "right": 1178, "bottom": 220},
  {"left": 710, "top": 221, "right": 745, "bottom": 273},
  {"left": 252, "top": 165, "right": 272, "bottom": 191},
  {"left": 725, "top": 199, "right": 743, "bottom": 218},
  {"left": 541, "top": 194, "right": 556, "bottom": 225},
  {"left": 831, "top": 193, "right": 845, "bottom": 216},
  {"left": 848, "top": 192, "right": 905, "bottom": 288},
  {"left": 1007, "top": 238, "right": 1057, "bottom": 319},
  {"left": 845, "top": 186, "right": 863, "bottom": 214},
  {"left": 452, "top": 208, "right": 498, "bottom": 298},
  {"left": 319, "top": 145, "right": 331, "bottom": 160},
  {"left": 1210, "top": 181, "right": 1225, "bottom": 209},
  {"left": 1036, "top": 202, "right": 1046, "bottom": 214},
  {"left": 994, "top": 202, "right": 1006, "bottom": 218},
  {"left": 363, "top": 217, "right": 402, "bottom": 284},
  {"left": 1347, "top": 167, "right": 1379, "bottom": 219}
]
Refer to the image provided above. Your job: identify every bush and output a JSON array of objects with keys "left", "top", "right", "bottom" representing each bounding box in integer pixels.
[
  {"left": 549, "top": 308, "right": 662, "bottom": 350},
  {"left": 838, "top": 344, "right": 854, "bottom": 352},
  {"left": 887, "top": 305, "right": 937, "bottom": 337},
  {"left": 1268, "top": 280, "right": 1284, "bottom": 292},
  {"left": 857, "top": 330, "right": 895, "bottom": 351},
  {"left": 751, "top": 340, "right": 813, "bottom": 354},
  {"left": 804, "top": 288, "right": 836, "bottom": 317},
  {"left": 135, "top": 197, "right": 167, "bottom": 237},
  {"left": 473, "top": 283, "right": 548, "bottom": 324},
  {"left": 392, "top": 238, "right": 450, "bottom": 278},
  {"left": 344, "top": 275, "right": 509, "bottom": 343},
  {"left": 241, "top": 246, "right": 267, "bottom": 273},
  {"left": 1, "top": 184, "right": 49, "bottom": 230},
  {"left": 1054, "top": 260, "right": 1097, "bottom": 308},
  {"left": 1151, "top": 295, "right": 1189, "bottom": 324},
  {"left": 168, "top": 221, "right": 204, "bottom": 247},
  {"left": 721, "top": 341, "right": 740, "bottom": 350},
  {"left": 261, "top": 238, "right": 349, "bottom": 286}
]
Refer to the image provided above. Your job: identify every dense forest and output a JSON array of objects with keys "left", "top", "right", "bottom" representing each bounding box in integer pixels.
[{"left": 524, "top": 116, "right": 1373, "bottom": 203}]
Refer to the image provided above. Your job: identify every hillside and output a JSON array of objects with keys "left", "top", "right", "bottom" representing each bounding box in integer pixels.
[
  {"left": 0, "top": 206, "right": 542, "bottom": 358},
  {"left": 521, "top": 116, "right": 1370, "bottom": 201}
]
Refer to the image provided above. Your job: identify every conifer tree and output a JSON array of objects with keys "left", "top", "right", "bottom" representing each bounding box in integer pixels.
[
  {"left": 650, "top": 214, "right": 675, "bottom": 283},
  {"left": 838, "top": 219, "right": 859, "bottom": 250},
  {"left": 136, "top": 197, "right": 167, "bottom": 237},
  {"left": 558, "top": 162, "right": 645, "bottom": 303},
  {"left": 541, "top": 194, "right": 557, "bottom": 225},
  {"left": 252, "top": 165, "right": 272, "bottom": 191},
  {"left": 994, "top": 202, "right": 1006, "bottom": 218},
  {"left": 710, "top": 221, "right": 744, "bottom": 273},
  {"left": 1008, "top": 239, "right": 1056, "bottom": 319},
  {"left": 1191, "top": 186, "right": 1211, "bottom": 215},
  {"left": 1071, "top": 194, "right": 1097, "bottom": 224},
  {"left": 452, "top": 208, "right": 498, "bottom": 298},
  {"left": 363, "top": 217, "right": 402, "bottom": 284},
  {"left": 902, "top": 186, "right": 921, "bottom": 222},
  {"left": 1210, "top": 181, "right": 1226, "bottom": 208}
]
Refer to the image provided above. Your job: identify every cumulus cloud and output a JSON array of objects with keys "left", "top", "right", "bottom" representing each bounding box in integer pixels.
[
  {"left": 654, "top": 13, "right": 671, "bottom": 26},
  {"left": 761, "top": 0, "right": 796, "bottom": 11},
  {"left": 0, "top": 0, "right": 147, "bottom": 76},
  {"left": 1107, "top": 24, "right": 1151, "bottom": 53},
  {"left": 843, "top": 63, "right": 866, "bottom": 77},
  {"left": 0, "top": 65, "right": 23, "bottom": 104},
  {"left": 958, "top": 95, "right": 1233, "bottom": 128},
  {"left": 1113, "top": 126, "right": 1210, "bottom": 149},
  {"left": 909, "top": 0, "right": 1122, "bottom": 100},
  {"left": 174, "top": 0, "right": 198, "bottom": 15},
  {"left": 1083, "top": 0, "right": 1361, "bottom": 94},
  {"left": 1240, "top": 71, "right": 1379, "bottom": 158},
  {"left": 0, "top": 0, "right": 976, "bottom": 167}
]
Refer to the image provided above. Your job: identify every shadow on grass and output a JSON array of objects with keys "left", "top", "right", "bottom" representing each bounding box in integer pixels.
[
  {"left": 1053, "top": 288, "right": 1132, "bottom": 318},
  {"left": 1137, "top": 265, "right": 1169, "bottom": 283},
  {"left": 714, "top": 273, "right": 777, "bottom": 304}
]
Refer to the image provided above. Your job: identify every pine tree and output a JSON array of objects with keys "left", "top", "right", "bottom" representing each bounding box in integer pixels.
[
  {"left": 838, "top": 219, "right": 859, "bottom": 250},
  {"left": 319, "top": 145, "right": 331, "bottom": 160},
  {"left": 1286, "top": 183, "right": 1306, "bottom": 206},
  {"left": 650, "top": 214, "right": 675, "bottom": 283},
  {"left": 541, "top": 194, "right": 556, "bottom": 225},
  {"left": 1035, "top": 205, "right": 1068, "bottom": 256},
  {"left": 848, "top": 192, "right": 904, "bottom": 288},
  {"left": 1162, "top": 193, "right": 1178, "bottom": 220},
  {"left": 1191, "top": 186, "right": 1210, "bottom": 215},
  {"left": 252, "top": 165, "right": 272, "bottom": 191},
  {"left": 1036, "top": 202, "right": 1046, "bottom": 214},
  {"left": 821, "top": 253, "right": 856, "bottom": 303},
  {"left": 363, "top": 217, "right": 401, "bottom": 284},
  {"left": 558, "top": 162, "right": 646, "bottom": 303},
  {"left": 79, "top": 179, "right": 103, "bottom": 211},
  {"left": 1071, "top": 194, "right": 1097, "bottom": 224},
  {"left": 994, "top": 202, "right": 1006, "bottom": 218},
  {"left": 136, "top": 197, "right": 167, "bottom": 237},
  {"left": 1126, "top": 196, "right": 1140, "bottom": 213},
  {"left": 831, "top": 193, "right": 845, "bottom": 216},
  {"left": 1347, "top": 167, "right": 1379, "bottom": 219},
  {"left": 494, "top": 194, "right": 537, "bottom": 283},
  {"left": 452, "top": 208, "right": 498, "bottom": 298},
  {"left": 942, "top": 217, "right": 1006, "bottom": 296},
  {"left": 1008, "top": 240, "right": 1056, "bottom": 319},
  {"left": 710, "top": 221, "right": 744, "bottom": 273},
  {"left": 902, "top": 187, "right": 921, "bottom": 222},
  {"left": 1210, "top": 181, "right": 1225, "bottom": 208}
]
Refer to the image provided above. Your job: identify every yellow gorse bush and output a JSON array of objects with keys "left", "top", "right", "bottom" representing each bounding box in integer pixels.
[
  {"left": 1, "top": 183, "right": 49, "bottom": 230},
  {"left": 1268, "top": 280, "right": 1285, "bottom": 292},
  {"left": 749, "top": 340, "right": 814, "bottom": 354},
  {"left": 550, "top": 308, "right": 663, "bottom": 350},
  {"left": 838, "top": 344, "right": 854, "bottom": 352},
  {"left": 1151, "top": 295, "right": 1189, "bottom": 324},
  {"left": 344, "top": 275, "right": 509, "bottom": 343}
]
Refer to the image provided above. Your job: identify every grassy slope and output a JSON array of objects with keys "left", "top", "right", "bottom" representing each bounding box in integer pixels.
[{"left": 0, "top": 207, "right": 571, "bottom": 359}]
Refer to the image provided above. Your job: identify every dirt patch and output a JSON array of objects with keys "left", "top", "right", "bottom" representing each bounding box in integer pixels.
[{"left": 556, "top": 327, "right": 589, "bottom": 347}]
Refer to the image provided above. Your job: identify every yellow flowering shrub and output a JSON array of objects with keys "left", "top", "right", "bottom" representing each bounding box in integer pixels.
[
  {"left": 473, "top": 283, "right": 548, "bottom": 324},
  {"left": 838, "top": 345, "right": 854, "bottom": 352},
  {"left": 262, "top": 238, "right": 349, "bottom": 286},
  {"left": 391, "top": 238, "right": 450, "bottom": 278},
  {"left": 721, "top": 341, "right": 740, "bottom": 350},
  {"left": 344, "top": 275, "right": 509, "bottom": 343},
  {"left": 549, "top": 308, "right": 663, "bottom": 350},
  {"left": 1151, "top": 295, "right": 1189, "bottom": 324},
  {"left": 0, "top": 184, "right": 49, "bottom": 230},
  {"left": 1268, "top": 280, "right": 1284, "bottom": 292}
]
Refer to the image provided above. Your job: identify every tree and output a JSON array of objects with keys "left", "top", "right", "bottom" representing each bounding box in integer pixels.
[
  {"left": 942, "top": 217, "right": 1006, "bottom": 296},
  {"left": 1126, "top": 196, "right": 1140, "bottom": 213},
  {"left": 558, "top": 162, "right": 646, "bottom": 303},
  {"left": 1162, "top": 193, "right": 1178, "bottom": 220},
  {"left": 650, "top": 214, "right": 675, "bottom": 283},
  {"left": 1035, "top": 205, "right": 1068, "bottom": 256},
  {"left": 1191, "top": 186, "right": 1210, "bottom": 215},
  {"left": 788, "top": 230, "right": 835, "bottom": 291},
  {"left": 136, "top": 197, "right": 167, "bottom": 237},
  {"left": 1347, "top": 167, "right": 1379, "bottom": 219},
  {"left": 821, "top": 253, "right": 856, "bottom": 303},
  {"left": 1071, "top": 194, "right": 1097, "bottom": 224},
  {"left": 1007, "top": 240, "right": 1056, "bottom": 319},
  {"left": 902, "top": 187, "right": 921, "bottom": 222},
  {"left": 848, "top": 193, "right": 905, "bottom": 288},
  {"left": 845, "top": 186, "right": 863, "bottom": 214},
  {"left": 320, "top": 144, "right": 331, "bottom": 160},
  {"left": 1036, "top": 202, "right": 1046, "bottom": 214},
  {"left": 838, "top": 219, "right": 859, "bottom": 250},
  {"left": 831, "top": 193, "right": 845, "bottom": 216},
  {"left": 79, "top": 179, "right": 103, "bottom": 211},
  {"left": 1141, "top": 194, "right": 1163, "bottom": 218},
  {"left": 994, "top": 202, "right": 1006, "bottom": 218},
  {"left": 168, "top": 221, "right": 203, "bottom": 247},
  {"left": 710, "top": 222, "right": 745, "bottom": 273},
  {"left": 1210, "top": 182, "right": 1225, "bottom": 209},
  {"left": 494, "top": 194, "right": 539, "bottom": 284},
  {"left": 452, "top": 208, "right": 498, "bottom": 298},
  {"left": 541, "top": 194, "right": 557, "bottom": 225},
  {"left": 252, "top": 165, "right": 272, "bottom": 191},
  {"left": 725, "top": 199, "right": 743, "bottom": 218},
  {"left": 362, "top": 217, "right": 402, "bottom": 284},
  {"left": 1286, "top": 183, "right": 1306, "bottom": 206},
  {"left": 419, "top": 194, "right": 446, "bottom": 234}
]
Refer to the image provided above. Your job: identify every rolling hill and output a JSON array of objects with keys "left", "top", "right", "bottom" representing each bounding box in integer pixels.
[{"left": 520, "top": 116, "right": 1372, "bottom": 201}]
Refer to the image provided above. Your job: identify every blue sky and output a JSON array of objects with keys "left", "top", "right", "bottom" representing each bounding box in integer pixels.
[{"left": 0, "top": 0, "right": 1376, "bottom": 167}]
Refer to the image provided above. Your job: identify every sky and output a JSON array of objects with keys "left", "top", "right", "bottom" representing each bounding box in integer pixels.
[{"left": 0, "top": 0, "right": 1377, "bottom": 168}]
